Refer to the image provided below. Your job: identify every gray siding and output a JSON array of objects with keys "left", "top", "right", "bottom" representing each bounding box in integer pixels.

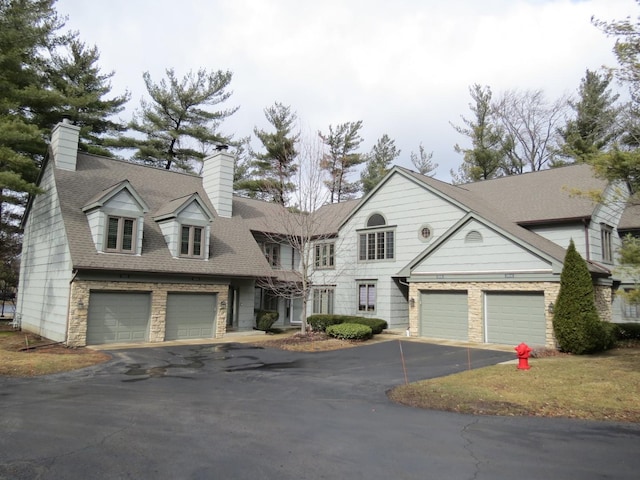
[
  {"left": 528, "top": 224, "right": 585, "bottom": 256},
  {"left": 413, "top": 221, "right": 552, "bottom": 274},
  {"left": 17, "top": 165, "right": 73, "bottom": 342},
  {"left": 319, "top": 172, "right": 467, "bottom": 327}
]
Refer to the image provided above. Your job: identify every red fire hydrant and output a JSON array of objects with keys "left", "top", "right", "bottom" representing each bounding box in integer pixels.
[{"left": 514, "top": 342, "right": 532, "bottom": 370}]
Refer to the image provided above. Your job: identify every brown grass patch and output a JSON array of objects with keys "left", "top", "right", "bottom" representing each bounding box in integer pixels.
[
  {"left": 257, "top": 331, "right": 363, "bottom": 352},
  {"left": 388, "top": 347, "right": 640, "bottom": 422},
  {"left": 0, "top": 331, "right": 111, "bottom": 377}
]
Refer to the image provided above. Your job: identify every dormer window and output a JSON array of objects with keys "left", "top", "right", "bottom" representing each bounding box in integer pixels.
[
  {"left": 154, "top": 193, "right": 214, "bottom": 260},
  {"left": 82, "top": 180, "right": 149, "bottom": 256},
  {"left": 180, "top": 225, "right": 204, "bottom": 258},
  {"left": 106, "top": 216, "right": 136, "bottom": 253}
]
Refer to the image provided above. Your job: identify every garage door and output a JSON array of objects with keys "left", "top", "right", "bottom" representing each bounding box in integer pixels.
[
  {"left": 87, "top": 292, "right": 150, "bottom": 344},
  {"left": 485, "top": 292, "right": 546, "bottom": 346},
  {"left": 165, "top": 293, "right": 217, "bottom": 341},
  {"left": 420, "top": 291, "right": 468, "bottom": 341}
]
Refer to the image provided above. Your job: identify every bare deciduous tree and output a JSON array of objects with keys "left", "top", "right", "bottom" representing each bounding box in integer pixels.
[
  {"left": 494, "top": 89, "right": 568, "bottom": 173},
  {"left": 256, "top": 132, "right": 339, "bottom": 334}
]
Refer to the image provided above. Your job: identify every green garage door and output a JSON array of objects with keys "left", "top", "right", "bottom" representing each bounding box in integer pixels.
[
  {"left": 420, "top": 291, "right": 468, "bottom": 341},
  {"left": 165, "top": 293, "right": 217, "bottom": 341},
  {"left": 485, "top": 292, "right": 546, "bottom": 346},
  {"left": 87, "top": 292, "right": 150, "bottom": 344}
]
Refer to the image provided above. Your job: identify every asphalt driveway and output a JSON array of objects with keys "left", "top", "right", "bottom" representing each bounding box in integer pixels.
[{"left": 1, "top": 340, "right": 639, "bottom": 479}]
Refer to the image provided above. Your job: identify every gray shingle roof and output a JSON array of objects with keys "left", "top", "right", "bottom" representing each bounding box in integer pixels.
[
  {"left": 396, "top": 166, "right": 611, "bottom": 275},
  {"left": 462, "top": 163, "right": 606, "bottom": 223},
  {"left": 55, "top": 154, "right": 274, "bottom": 278}
]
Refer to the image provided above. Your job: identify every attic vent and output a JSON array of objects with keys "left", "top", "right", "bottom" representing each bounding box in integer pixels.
[
  {"left": 367, "top": 213, "right": 386, "bottom": 227},
  {"left": 465, "top": 230, "right": 483, "bottom": 243}
]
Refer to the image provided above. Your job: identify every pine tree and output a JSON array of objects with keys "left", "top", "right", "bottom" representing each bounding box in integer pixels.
[
  {"left": 360, "top": 134, "right": 400, "bottom": 194},
  {"left": 410, "top": 143, "right": 438, "bottom": 176},
  {"left": 450, "top": 84, "right": 505, "bottom": 183},
  {"left": 42, "top": 39, "right": 130, "bottom": 156},
  {"left": 319, "top": 121, "right": 364, "bottom": 203},
  {"left": 553, "top": 240, "right": 609, "bottom": 354},
  {"left": 238, "top": 102, "right": 299, "bottom": 204},
  {"left": 127, "top": 68, "right": 238, "bottom": 171},
  {"left": 557, "top": 70, "right": 620, "bottom": 162}
]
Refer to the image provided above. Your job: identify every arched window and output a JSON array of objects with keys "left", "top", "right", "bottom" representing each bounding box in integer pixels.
[
  {"left": 367, "top": 213, "right": 386, "bottom": 227},
  {"left": 359, "top": 213, "right": 395, "bottom": 261}
]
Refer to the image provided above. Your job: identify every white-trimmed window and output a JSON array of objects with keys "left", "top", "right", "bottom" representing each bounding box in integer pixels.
[
  {"left": 601, "top": 224, "right": 613, "bottom": 263},
  {"left": 264, "top": 243, "right": 281, "bottom": 268},
  {"left": 313, "top": 287, "right": 335, "bottom": 314},
  {"left": 180, "top": 225, "right": 204, "bottom": 258},
  {"left": 106, "top": 216, "right": 136, "bottom": 253},
  {"left": 358, "top": 213, "right": 394, "bottom": 261},
  {"left": 315, "top": 243, "right": 335, "bottom": 269},
  {"left": 359, "top": 231, "right": 395, "bottom": 261},
  {"left": 358, "top": 283, "right": 376, "bottom": 312}
]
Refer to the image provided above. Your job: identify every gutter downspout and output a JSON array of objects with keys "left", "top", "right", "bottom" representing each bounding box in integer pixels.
[{"left": 583, "top": 218, "right": 591, "bottom": 261}]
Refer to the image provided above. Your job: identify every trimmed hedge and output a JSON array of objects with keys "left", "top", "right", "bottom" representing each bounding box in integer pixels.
[
  {"left": 307, "top": 314, "right": 387, "bottom": 334},
  {"left": 326, "top": 323, "right": 372, "bottom": 340},
  {"left": 255, "top": 310, "right": 279, "bottom": 332},
  {"left": 612, "top": 322, "right": 640, "bottom": 340}
]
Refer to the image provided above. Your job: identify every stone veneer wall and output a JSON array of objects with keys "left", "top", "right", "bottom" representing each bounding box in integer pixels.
[
  {"left": 408, "top": 281, "right": 562, "bottom": 349},
  {"left": 593, "top": 285, "right": 613, "bottom": 323},
  {"left": 67, "top": 280, "right": 229, "bottom": 347}
]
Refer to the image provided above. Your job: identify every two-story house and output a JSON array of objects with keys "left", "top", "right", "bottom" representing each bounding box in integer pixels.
[{"left": 16, "top": 120, "right": 640, "bottom": 349}]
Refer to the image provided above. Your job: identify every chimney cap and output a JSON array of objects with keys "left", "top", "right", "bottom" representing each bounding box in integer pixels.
[{"left": 215, "top": 144, "right": 229, "bottom": 151}]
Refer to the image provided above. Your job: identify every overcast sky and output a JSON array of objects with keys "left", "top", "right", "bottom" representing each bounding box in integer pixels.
[{"left": 56, "top": 0, "right": 634, "bottom": 181}]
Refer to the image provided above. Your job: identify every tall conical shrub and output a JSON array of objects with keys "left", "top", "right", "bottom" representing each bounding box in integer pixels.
[{"left": 553, "top": 240, "right": 607, "bottom": 354}]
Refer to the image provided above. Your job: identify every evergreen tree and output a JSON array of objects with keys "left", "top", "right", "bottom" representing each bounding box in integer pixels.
[
  {"left": 238, "top": 102, "right": 299, "bottom": 204},
  {"left": 42, "top": 39, "right": 130, "bottom": 156},
  {"left": 127, "top": 68, "right": 238, "bottom": 172},
  {"left": 553, "top": 240, "right": 609, "bottom": 354},
  {"left": 360, "top": 134, "right": 400, "bottom": 194},
  {"left": 410, "top": 143, "right": 438, "bottom": 176},
  {"left": 319, "top": 121, "right": 364, "bottom": 203},
  {"left": 450, "top": 84, "right": 505, "bottom": 183},
  {"left": 557, "top": 69, "right": 620, "bottom": 162}
]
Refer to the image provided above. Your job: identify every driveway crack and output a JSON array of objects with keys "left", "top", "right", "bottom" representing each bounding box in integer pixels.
[{"left": 461, "top": 418, "right": 481, "bottom": 480}]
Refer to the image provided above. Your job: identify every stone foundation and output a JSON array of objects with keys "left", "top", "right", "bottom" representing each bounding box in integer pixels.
[{"left": 67, "top": 280, "right": 228, "bottom": 347}]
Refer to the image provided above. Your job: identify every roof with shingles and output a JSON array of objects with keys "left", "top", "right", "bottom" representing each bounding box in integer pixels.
[
  {"left": 461, "top": 163, "right": 607, "bottom": 223},
  {"left": 395, "top": 166, "right": 611, "bottom": 275},
  {"left": 53, "top": 153, "right": 632, "bottom": 280},
  {"left": 55, "top": 153, "right": 274, "bottom": 278}
]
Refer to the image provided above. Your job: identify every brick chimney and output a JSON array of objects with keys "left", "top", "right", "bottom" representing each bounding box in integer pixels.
[
  {"left": 203, "top": 145, "right": 235, "bottom": 218},
  {"left": 51, "top": 119, "right": 81, "bottom": 171}
]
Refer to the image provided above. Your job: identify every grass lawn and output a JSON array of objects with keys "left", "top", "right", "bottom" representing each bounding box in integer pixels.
[
  {"left": 388, "top": 347, "right": 640, "bottom": 423},
  {"left": 0, "top": 330, "right": 111, "bottom": 377}
]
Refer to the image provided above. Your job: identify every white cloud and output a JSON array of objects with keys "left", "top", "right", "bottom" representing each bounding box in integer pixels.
[{"left": 56, "top": 0, "right": 636, "bottom": 179}]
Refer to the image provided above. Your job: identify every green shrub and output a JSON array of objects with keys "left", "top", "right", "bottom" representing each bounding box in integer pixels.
[
  {"left": 553, "top": 240, "right": 609, "bottom": 354},
  {"left": 307, "top": 315, "right": 343, "bottom": 332},
  {"left": 326, "top": 323, "right": 372, "bottom": 340},
  {"left": 345, "top": 317, "right": 387, "bottom": 334},
  {"left": 307, "top": 315, "right": 387, "bottom": 334},
  {"left": 256, "top": 310, "right": 279, "bottom": 332},
  {"left": 614, "top": 322, "right": 640, "bottom": 340}
]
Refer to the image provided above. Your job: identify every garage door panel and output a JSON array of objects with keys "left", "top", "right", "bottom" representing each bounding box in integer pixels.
[
  {"left": 87, "top": 292, "right": 150, "bottom": 345},
  {"left": 486, "top": 292, "right": 546, "bottom": 346},
  {"left": 165, "top": 293, "right": 217, "bottom": 341},
  {"left": 420, "top": 292, "right": 468, "bottom": 341}
]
